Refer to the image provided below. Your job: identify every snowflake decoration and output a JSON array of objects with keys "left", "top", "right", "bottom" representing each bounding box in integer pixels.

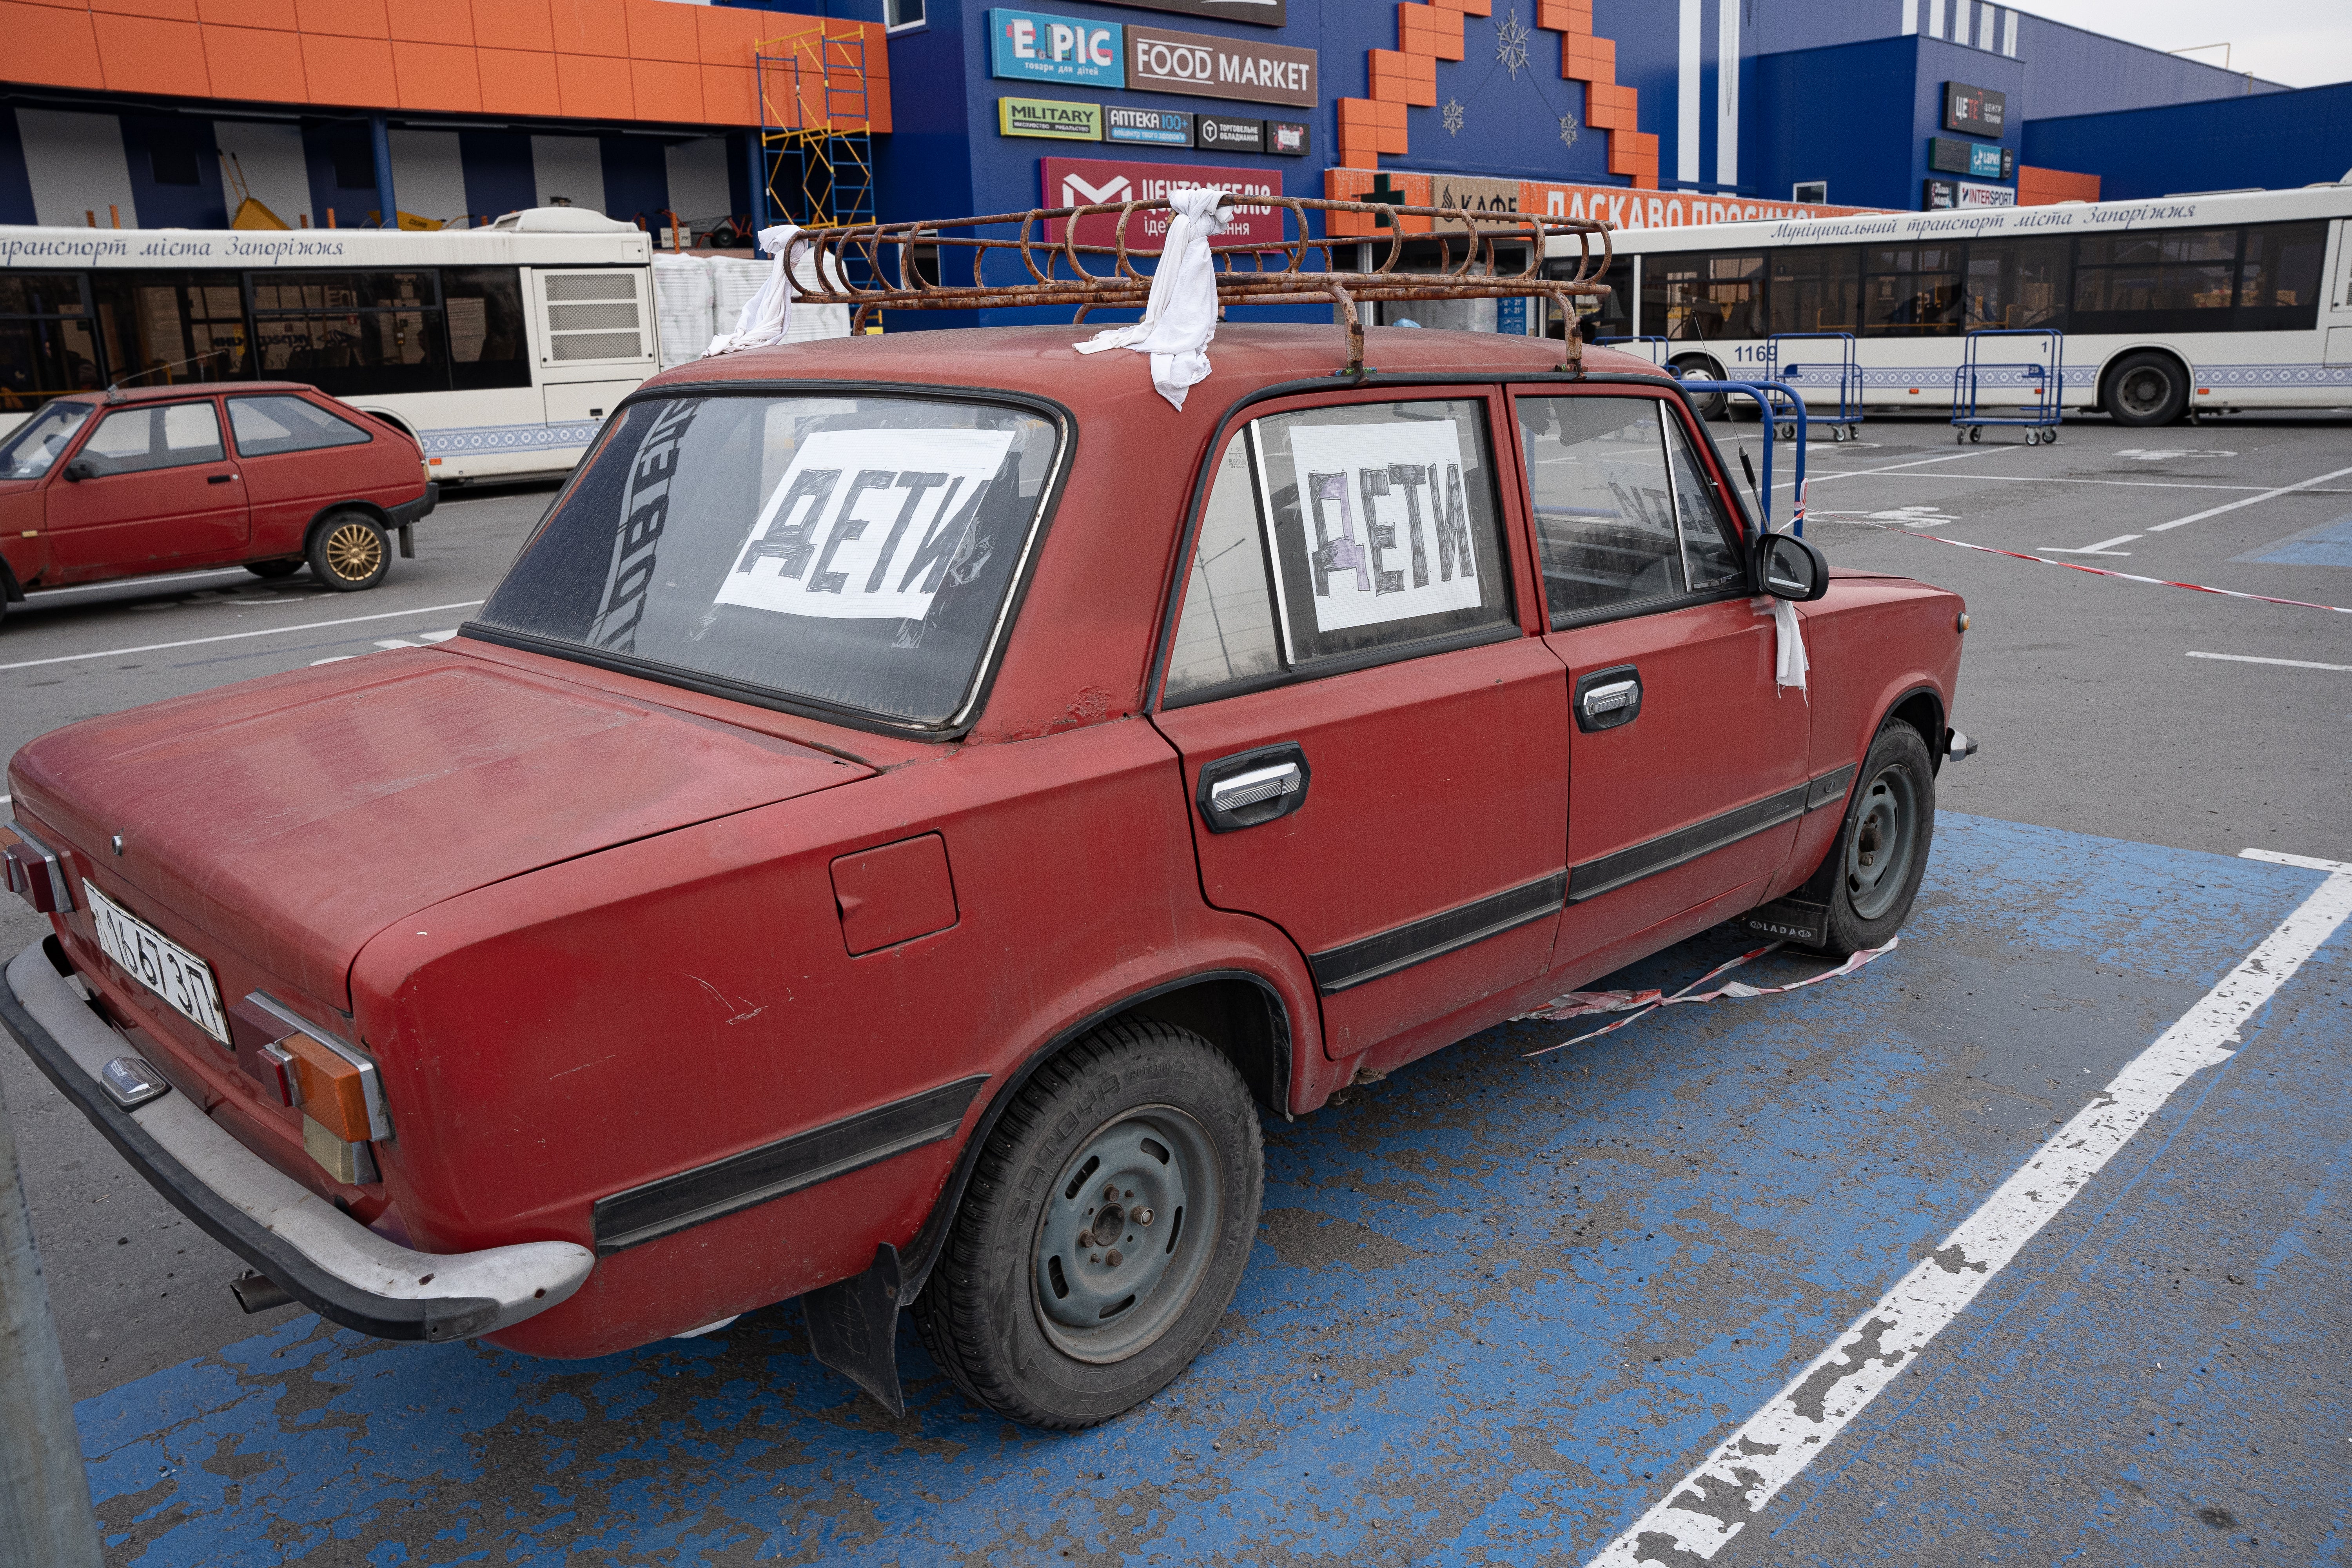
[
  {"left": 1443, "top": 97, "right": 1465, "bottom": 135},
  {"left": 1495, "top": 7, "right": 1531, "bottom": 79},
  {"left": 1559, "top": 111, "right": 1580, "bottom": 148}
]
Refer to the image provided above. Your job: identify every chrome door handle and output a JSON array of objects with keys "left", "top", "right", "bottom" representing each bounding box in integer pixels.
[
  {"left": 1573, "top": 665, "right": 1643, "bottom": 733},
  {"left": 1208, "top": 762, "right": 1301, "bottom": 814},
  {"left": 1581, "top": 680, "right": 1637, "bottom": 718}
]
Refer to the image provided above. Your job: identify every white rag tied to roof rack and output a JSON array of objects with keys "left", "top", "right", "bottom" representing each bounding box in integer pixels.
[{"left": 1072, "top": 187, "right": 1230, "bottom": 411}]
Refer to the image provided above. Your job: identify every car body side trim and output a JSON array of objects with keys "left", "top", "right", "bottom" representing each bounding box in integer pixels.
[
  {"left": 1568, "top": 764, "right": 1857, "bottom": 905},
  {"left": 592, "top": 1075, "right": 990, "bottom": 1256},
  {"left": 1308, "top": 872, "right": 1569, "bottom": 995}
]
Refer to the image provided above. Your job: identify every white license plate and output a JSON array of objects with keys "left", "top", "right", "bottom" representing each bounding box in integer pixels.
[{"left": 84, "top": 880, "right": 230, "bottom": 1047}]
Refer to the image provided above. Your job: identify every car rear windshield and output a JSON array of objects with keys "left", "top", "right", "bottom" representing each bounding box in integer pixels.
[{"left": 473, "top": 392, "right": 1062, "bottom": 729}]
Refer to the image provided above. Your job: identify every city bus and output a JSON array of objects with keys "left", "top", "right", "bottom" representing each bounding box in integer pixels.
[
  {"left": 0, "top": 210, "right": 657, "bottom": 482},
  {"left": 1546, "top": 182, "right": 2352, "bottom": 427}
]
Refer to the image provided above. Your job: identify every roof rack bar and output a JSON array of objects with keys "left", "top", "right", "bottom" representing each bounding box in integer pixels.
[{"left": 782, "top": 195, "right": 1614, "bottom": 373}]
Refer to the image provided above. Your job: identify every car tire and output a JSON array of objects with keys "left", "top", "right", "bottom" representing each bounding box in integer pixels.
[
  {"left": 2104, "top": 351, "right": 2188, "bottom": 428},
  {"left": 911, "top": 1020, "right": 1263, "bottom": 1430},
  {"left": 244, "top": 561, "right": 302, "bottom": 580},
  {"left": 307, "top": 512, "right": 390, "bottom": 592},
  {"left": 1809, "top": 721, "right": 1937, "bottom": 958}
]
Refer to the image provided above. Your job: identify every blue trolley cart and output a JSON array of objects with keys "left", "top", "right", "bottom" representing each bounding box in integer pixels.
[
  {"left": 1765, "top": 331, "right": 1864, "bottom": 442},
  {"left": 1672, "top": 378, "right": 1809, "bottom": 535},
  {"left": 1951, "top": 328, "right": 2064, "bottom": 445}
]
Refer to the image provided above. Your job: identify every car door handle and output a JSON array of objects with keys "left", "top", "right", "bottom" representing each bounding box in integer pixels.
[
  {"left": 1196, "top": 743, "right": 1312, "bottom": 834},
  {"left": 207, "top": 473, "right": 236, "bottom": 484},
  {"left": 1573, "top": 665, "right": 1643, "bottom": 733}
]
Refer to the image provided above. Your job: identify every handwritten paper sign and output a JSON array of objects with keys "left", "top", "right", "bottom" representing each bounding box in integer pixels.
[{"left": 1282, "top": 420, "right": 1483, "bottom": 632}]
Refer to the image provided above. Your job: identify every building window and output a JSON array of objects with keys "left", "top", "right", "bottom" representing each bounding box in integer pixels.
[{"left": 886, "top": 0, "right": 926, "bottom": 29}]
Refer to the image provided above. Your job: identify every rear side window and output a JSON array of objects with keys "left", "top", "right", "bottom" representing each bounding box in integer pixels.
[
  {"left": 475, "top": 393, "right": 1061, "bottom": 730},
  {"left": 80, "top": 401, "right": 224, "bottom": 475},
  {"left": 1518, "top": 395, "right": 1743, "bottom": 621},
  {"left": 1164, "top": 398, "right": 1514, "bottom": 704},
  {"left": 228, "top": 394, "right": 374, "bottom": 457}
]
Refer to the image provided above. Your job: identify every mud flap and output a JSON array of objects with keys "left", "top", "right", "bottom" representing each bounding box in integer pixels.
[
  {"left": 1740, "top": 897, "right": 1830, "bottom": 948},
  {"left": 397, "top": 524, "right": 415, "bottom": 559},
  {"left": 804, "top": 1243, "right": 906, "bottom": 1417}
]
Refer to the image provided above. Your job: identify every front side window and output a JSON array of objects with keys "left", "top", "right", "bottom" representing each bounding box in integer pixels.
[
  {"left": 228, "top": 393, "right": 374, "bottom": 457},
  {"left": 474, "top": 394, "right": 1061, "bottom": 730},
  {"left": 0, "top": 399, "right": 94, "bottom": 479},
  {"left": 1519, "top": 394, "right": 1742, "bottom": 622},
  {"left": 1163, "top": 399, "right": 1514, "bottom": 703},
  {"left": 79, "top": 401, "right": 225, "bottom": 475}
]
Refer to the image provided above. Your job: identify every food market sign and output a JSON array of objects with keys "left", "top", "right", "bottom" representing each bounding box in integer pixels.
[
  {"left": 1042, "top": 156, "right": 1284, "bottom": 250},
  {"left": 1126, "top": 24, "right": 1315, "bottom": 108}
]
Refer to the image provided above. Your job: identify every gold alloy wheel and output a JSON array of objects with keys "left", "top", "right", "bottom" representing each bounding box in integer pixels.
[{"left": 323, "top": 521, "right": 385, "bottom": 583}]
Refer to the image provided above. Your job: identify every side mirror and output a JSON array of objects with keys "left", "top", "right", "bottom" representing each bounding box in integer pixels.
[
  {"left": 1753, "top": 531, "right": 1829, "bottom": 602},
  {"left": 62, "top": 458, "right": 94, "bottom": 483}
]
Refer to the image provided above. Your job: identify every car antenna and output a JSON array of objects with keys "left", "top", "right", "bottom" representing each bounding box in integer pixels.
[{"left": 104, "top": 351, "right": 229, "bottom": 403}]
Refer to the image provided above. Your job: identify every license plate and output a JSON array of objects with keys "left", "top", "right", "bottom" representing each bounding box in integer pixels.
[{"left": 84, "top": 880, "right": 230, "bottom": 1046}]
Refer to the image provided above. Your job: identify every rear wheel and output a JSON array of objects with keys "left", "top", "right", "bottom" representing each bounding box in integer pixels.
[
  {"left": 1670, "top": 353, "right": 1727, "bottom": 419},
  {"left": 244, "top": 560, "right": 301, "bottom": 580},
  {"left": 307, "top": 512, "right": 389, "bottom": 592},
  {"left": 912, "top": 1020, "right": 1263, "bottom": 1429},
  {"left": 2105, "top": 352, "right": 2188, "bottom": 427},
  {"left": 1809, "top": 721, "right": 1937, "bottom": 958}
]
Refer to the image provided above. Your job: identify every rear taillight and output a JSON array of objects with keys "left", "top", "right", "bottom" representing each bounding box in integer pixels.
[
  {"left": 2, "top": 822, "right": 76, "bottom": 915},
  {"left": 230, "top": 992, "right": 392, "bottom": 1185}
]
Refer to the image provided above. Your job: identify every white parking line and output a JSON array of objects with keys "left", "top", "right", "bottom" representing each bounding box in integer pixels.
[
  {"left": 2147, "top": 464, "right": 2352, "bottom": 533},
  {"left": 2186, "top": 651, "right": 2352, "bottom": 673},
  {"left": 1780, "top": 447, "right": 2022, "bottom": 490},
  {"left": 1586, "top": 853, "right": 2352, "bottom": 1567},
  {"left": 0, "top": 602, "right": 485, "bottom": 673},
  {"left": 2041, "top": 534, "right": 2139, "bottom": 556}
]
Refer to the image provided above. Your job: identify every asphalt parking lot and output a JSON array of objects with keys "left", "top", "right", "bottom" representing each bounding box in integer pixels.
[{"left": 3, "top": 408, "right": 2348, "bottom": 1565}]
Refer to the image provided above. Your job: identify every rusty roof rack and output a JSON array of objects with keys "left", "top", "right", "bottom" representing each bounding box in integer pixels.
[{"left": 786, "top": 194, "right": 1615, "bottom": 373}]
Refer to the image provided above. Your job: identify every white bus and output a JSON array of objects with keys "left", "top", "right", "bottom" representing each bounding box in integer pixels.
[
  {"left": 0, "top": 209, "right": 658, "bottom": 482},
  {"left": 1548, "top": 181, "right": 2352, "bottom": 427}
]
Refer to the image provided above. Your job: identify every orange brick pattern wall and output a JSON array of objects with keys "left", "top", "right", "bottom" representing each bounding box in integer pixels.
[
  {"left": 1335, "top": 0, "right": 1655, "bottom": 192},
  {"left": 2018, "top": 165, "right": 2099, "bottom": 205},
  {"left": 0, "top": 0, "right": 889, "bottom": 130}
]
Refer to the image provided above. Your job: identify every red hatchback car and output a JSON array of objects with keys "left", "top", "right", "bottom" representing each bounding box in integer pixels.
[
  {"left": 0, "top": 381, "right": 436, "bottom": 621},
  {"left": 2, "top": 325, "right": 1967, "bottom": 1430}
]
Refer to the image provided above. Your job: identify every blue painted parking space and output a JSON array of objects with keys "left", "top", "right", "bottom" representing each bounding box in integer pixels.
[{"left": 71, "top": 814, "right": 2348, "bottom": 1566}]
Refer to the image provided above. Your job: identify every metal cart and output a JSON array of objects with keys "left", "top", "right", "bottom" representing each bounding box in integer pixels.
[
  {"left": 1766, "top": 331, "right": 1864, "bottom": 442},
  {"left": 1951, "top": 328, "right": 2064, "bottom": 445},
  {"left": 1672, "top": 378, "right": 1809, "bottom": 535}
]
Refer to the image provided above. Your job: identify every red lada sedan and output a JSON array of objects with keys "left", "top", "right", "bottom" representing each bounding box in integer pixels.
[
  {"left": 0, "top": 381, "right": 436, "bottom": 622},
  {"left": 2, "top": 326, "right": 1967, "bottom": 1429}
]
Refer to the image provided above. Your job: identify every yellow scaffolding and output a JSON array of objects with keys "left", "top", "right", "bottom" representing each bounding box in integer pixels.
[{"left": 755, "top": 24, "right": 876, "bottom": 231}]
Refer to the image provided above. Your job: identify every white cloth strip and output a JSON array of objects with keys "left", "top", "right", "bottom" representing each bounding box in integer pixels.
[
  {"left": 1073, "top": 187, "right": 1229, "bottom": 410},
  {"left": 1584, "top": 859, "right": 2352, "bottom": 1566}
]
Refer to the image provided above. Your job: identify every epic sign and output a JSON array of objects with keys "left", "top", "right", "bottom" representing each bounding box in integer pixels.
[
  {"left": 1125, "top": 24, "right": 1316, "bottom": 107},
  {"left": 989, "top": 8, "right": 1125, "bottom": 89}
]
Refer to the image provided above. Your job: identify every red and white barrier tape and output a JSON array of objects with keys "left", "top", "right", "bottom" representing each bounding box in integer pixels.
[
  {"left": 1515, "top": 937, "right": 1900, "bottom": 1056},
  {"left": 1879, "top": 525, "right": 2352, "bottom": 614}
]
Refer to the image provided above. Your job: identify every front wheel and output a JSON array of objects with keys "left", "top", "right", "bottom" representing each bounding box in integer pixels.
[
  {"left": 911, "top": 1020, "right": 1263, "bottom": 1429},
  {"left": 1809, "top": 721, "right": 1937, "bottom": 958},
  {"left": 1670, "top": 354, "right": 1727, "bottom": 419},
  {"left": 308, "top": 512, "right": 390, "bottom": 592},
  {"left": 2105, "top": 351, "right": 2188, "bottom": 427}
]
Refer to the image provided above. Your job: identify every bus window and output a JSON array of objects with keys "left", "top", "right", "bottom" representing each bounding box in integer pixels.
[
  {"left": 1637, "top": 253, "right": 1762, "bottom": 341},
  {"left": 1568, "top": 255, "right": 1635, "bottom": 339},
  {"left": 249, "top": 270, "right": 448, "bottom": 397},
  {"left": 2236, "top": 222, "right": 2326, "bottom": 331},
  {"left": 1962, "top": 238, "right": 2067, "bottom": 330},
  {"left": 441, "top": 267, "right": 531, "bottom": 390},
  {"left": 0, "top": 274, "right": 103, "bottom": 411},
  {"left": 2073, "top": 229, "right": 2237, "bottom": 334},
  {"left": 1767, "top": 247, "right": 1858, "bottom": 333},
  {"left": 1863, "top": 246, "right": 1964, "bottom": 336},
  {"left": 89, "top": 273, "right": 252, "bottom": 385}
]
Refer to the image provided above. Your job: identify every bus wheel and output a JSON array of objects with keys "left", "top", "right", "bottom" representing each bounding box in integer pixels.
[
  {"left": 2105, "top": 352, "right": 2188, "bottom": 427},
  {"left": 1670, "top": 354, "right": 1727, "bottom": 420}
]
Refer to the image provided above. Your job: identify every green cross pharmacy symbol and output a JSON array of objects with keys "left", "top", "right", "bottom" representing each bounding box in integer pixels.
[{"left": 1364, "top": 172, "right": 1407, "bottom": 227}]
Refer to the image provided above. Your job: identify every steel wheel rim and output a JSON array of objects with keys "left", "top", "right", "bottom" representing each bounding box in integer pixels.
[
  {"left": 1845, "top": 762, "right": 1920, "bottom": 921},
  {"left": 2117, "top": 369, "right": 2169, "bottom": 418},
  {"left": 324, "top": 522, "right": 383, "bottom": 581},
  {"left": 1032, "top": 1103, "right": 1221, "bottom": 1365}
]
